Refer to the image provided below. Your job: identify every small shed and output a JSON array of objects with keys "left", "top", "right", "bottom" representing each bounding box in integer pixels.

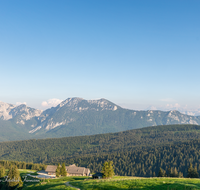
[{"left": 92, "top": 172, "right": 103, "bottom": 179}]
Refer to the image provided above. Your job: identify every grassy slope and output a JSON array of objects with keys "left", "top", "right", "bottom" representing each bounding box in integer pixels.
[
  {"left": 2, "top": 169, "right": 200, "bottom": 190},
  {"left": 20, "top": 176, "right": 200, "bottom": 190},
  {"left": 23, "top": 182, "right": 75, "bottom": 190},
  {"left": 1, "top": 169, "right": 79, "bottom": 190},
  {"left": 22, "top": 177, "right": 87, "bottom": 190},
  {"left": 70, "top": 177, "right": 200, "bottom": 190}
]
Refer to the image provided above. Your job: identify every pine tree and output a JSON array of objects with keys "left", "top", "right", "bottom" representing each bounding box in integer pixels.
[
  {"left": 7, "top": 165, "right": 23, "bottom": 187},
  {"left": 60, "top": 163, "right": 67, "bottom": 176},
  {"left": 102, "top": 161, "right": 109, "bottom": 178},
  {"left": 102, "top": 161, "right": 115, "bottom": 179},
  {"left": 193, "top": 166, "right": 199, "bottom": 178},
  {"left": 56, "top": 163, "right": 61, "bottom": 177},
  {"left": 174, "top": 167, "right": 178, "bottom": 177},
  {"left": 157, "top": 168, "right": 166, "bottom": 177},
  {"left": 187, "top": 163, "right": 199, "bottom": 178},
  {"left": 178, "top": 171, "right": 183, "bottom": 178},
  {"left": 22, "top": 162, "right": 26, "bottom": 169},
  {"left": 187, "top": 163, "right": 193, "bottom": 178},
  {"left": 108, "top": 161, "right": 115, "bottom": 177},
  {"left": 167, "top": 166, "right": 171, "bottom": 177},
  {"left": 0, "top": 165, "right": 5, "bottom": 177}
]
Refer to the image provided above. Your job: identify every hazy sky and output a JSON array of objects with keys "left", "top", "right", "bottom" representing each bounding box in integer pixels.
[{"left": 0, "top": 0, "right": 200, "bottom": 112}]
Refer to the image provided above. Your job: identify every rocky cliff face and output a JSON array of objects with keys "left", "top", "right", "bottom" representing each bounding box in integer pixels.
[
  {"left": 0, "top": 101, "right": 42, "bottom": 122},
  {"left": 32, "top": 98, "right": 119, "bottom": 132}
]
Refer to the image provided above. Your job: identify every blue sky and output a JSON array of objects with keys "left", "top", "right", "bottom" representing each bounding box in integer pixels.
[{"left": 0, "top": 0, "right": 200, "bottom": 114}]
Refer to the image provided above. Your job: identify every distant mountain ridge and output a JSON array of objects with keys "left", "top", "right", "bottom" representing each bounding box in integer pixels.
[
  {"left": 0, "top": 101, "right": 42, "bottom": 121},
  {"left": 1, "top": 97, "right": 200, "bottom": 141}
]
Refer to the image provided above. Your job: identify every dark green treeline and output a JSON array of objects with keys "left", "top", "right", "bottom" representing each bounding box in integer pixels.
[
  {"left": 1, "top": 124, "right": 200, "bottom": 177},
  {"left": 57, "top": 139, "right": 200, "bottom": 177},
  {"left": 0, "top": 160, "right": 46, "bottom": 170}
]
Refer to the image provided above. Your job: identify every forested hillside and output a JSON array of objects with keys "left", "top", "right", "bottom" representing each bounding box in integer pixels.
[
  {"left": 63, "top": 139, "right": 200, "bottom": 177},
  {"left": 1, "top": 124, "right": 200, "bottom": 177},
  {"left": 1, "top": 124, "right": 200, "bottom": 163}
]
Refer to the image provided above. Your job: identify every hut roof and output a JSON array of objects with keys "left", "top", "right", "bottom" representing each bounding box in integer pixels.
[
  {"left": 45, "top": 165, "right": 57, "bottom": 173},
  {"left": 45, "top": 164, "right": 90, "bottom": 175},
  {"left": 66, "top": 164, "right": 85, "bottom": 174}
]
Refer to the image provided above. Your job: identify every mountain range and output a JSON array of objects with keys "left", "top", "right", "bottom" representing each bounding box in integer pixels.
[{"left": 1, "top": 97, "right": 200, "bottom": 142}]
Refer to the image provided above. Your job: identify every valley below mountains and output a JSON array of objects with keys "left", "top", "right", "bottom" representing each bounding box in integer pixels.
[{"left": 1, "top": 97, "right": 200, "bottom": 142}]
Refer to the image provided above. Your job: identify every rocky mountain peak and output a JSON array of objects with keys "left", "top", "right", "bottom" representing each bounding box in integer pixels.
[
  {"left": 0, "top": 101, "right": 42, "bottom": 122},
  {"left": 0, "top": 101, "right": 16, "bottom": 120},
  {"left": 55, "top": 98, "right": 118, "bottom": 112},
  {"left": 59, "top": 97, "right": 84, "bottom": 108},
  {"left": 87, "top": 98, "right": 118, "bottom": 111}
]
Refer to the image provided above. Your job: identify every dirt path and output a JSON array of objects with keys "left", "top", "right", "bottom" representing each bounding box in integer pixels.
[{"left": 65, "top": 181, "right": 81, "bottom": 190}]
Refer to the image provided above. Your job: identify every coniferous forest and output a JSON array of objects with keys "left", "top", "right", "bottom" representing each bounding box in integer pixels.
[{"left": 1, "top": 124, "right": 200, "bottom": 177}]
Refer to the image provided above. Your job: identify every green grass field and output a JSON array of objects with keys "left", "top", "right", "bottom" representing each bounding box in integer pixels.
[
  {"left": 3, "top": 170, "right": 200, "bottom": 190},
  {"left": 17, "top": 175, "right": 200, "bottom": 190},
  {"left": 70, "top": 177, "right": 200, "bottom": 190},
  {"left": 22, "top": 176, "right": 87, "bottom": 190},
  {"left": 22, "top": 182, "right": 75, "bottom": 190}
]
